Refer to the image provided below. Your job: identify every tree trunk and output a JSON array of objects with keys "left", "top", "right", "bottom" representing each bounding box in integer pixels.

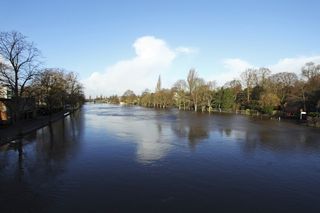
[{"left": 302, "top": 88, "right": 306, "bottom": 112}]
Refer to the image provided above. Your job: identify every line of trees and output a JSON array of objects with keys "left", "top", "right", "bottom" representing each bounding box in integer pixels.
[
  {"left": 0, "top": 31, "right": 85, "bottom": 124},
  {"left": 107, "top": 64, "right": 320, "bottom": 117}
]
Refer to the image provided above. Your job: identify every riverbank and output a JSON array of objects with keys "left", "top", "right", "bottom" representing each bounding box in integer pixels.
[
  {"left": 0, "top": 111, "right": 71, "bottom": 146},
  {"left": 307, "top": 116, "right": 320, "bottom": 128},
  {"left": 215, "top": 109, "right": 320, "bottom": 128},
  {"left": 114, "top": 103, "right": 320, "bottom": 128}
]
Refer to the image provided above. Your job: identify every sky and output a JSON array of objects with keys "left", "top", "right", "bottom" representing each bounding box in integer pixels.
[{"left": 1, "top": 0, "right": 320, "bottom": 97}]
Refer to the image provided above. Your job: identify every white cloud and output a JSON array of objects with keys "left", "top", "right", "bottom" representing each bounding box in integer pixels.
[
  {"left": 223, "top": 58, "right": 254, "bottom": 72},
  {"left": 83, "top": 36, "right": 194, "bottom": 97},
  {"left": 175, "top": 46, "right": 197, "bottom": 55},
  {"left": 270, "top": 56, "right": 320, "bottom": 74},
  {"left": 211, "top": 58, "right": 254, "bottom": 86},
  {"left": 213, "top": 55, "right": 320, "bottom": 86}
]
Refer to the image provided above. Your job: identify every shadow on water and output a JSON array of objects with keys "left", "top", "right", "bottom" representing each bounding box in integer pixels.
[
  {"left": 171, "top": 111, "right": 210, "bottom": 149},
  {"left": 0, "top": 110, "right": 84, "bottom": 212}
]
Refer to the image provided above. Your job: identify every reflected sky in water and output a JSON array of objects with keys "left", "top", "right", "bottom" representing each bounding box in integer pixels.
[
  {"left": 85, "top": 105, "right": 173, "bottom": 164},
  {"left": 1, "top": 104, "right": 320, "bottom": 212}
]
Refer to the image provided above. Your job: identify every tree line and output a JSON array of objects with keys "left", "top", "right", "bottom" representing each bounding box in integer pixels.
[
  {"left": 0, "top": 31, "right": 85, "bottom": 124},
  {"left": 106, "top": 63, "right": 320, "bottom": 118}
]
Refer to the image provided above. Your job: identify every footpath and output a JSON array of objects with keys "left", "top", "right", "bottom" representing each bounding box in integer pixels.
[{"left": 0, "top": 111, "right": 69, "bottom": 146}]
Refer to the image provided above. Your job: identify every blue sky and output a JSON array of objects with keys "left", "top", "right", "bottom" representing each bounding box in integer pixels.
[{"left": 1, "top": 0, "right": 320, "bottom": 96}]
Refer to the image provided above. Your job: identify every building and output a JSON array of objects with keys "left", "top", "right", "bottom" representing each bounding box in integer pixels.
[
  {"left": 0, "top": 85, "right": 37, "bottom": 124},
  {"left": 0, "top": 85, "right": 9, "bottom": 123}
]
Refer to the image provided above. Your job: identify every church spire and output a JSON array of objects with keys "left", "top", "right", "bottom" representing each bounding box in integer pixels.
[{"left": 155, "top": 75, "right": 161, "bottom": 92}]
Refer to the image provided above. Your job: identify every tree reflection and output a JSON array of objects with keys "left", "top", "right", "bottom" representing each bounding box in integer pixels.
[
  {"left": 217, "top": 119, "right": 320, "bottom": 154},
  {"left": 0, "top": 111, "right": 84, "bottom": 181},
  {"left": 240, "top": 127, "right": 320, "bottom": 154},
  {"left": 0, "top": 111, "right": 84, "bottom": 211},
  {"left": 171, "top": 112, "right": 209, "bottom": 149},
  {"left": 188, "top": 125, "right": 209, "bottom": 149},
  {"left": 16, "top": 140, "right": 24, "bottom": 182},
  {"left": 171, "top": 112, "right": 320, "bottom": 154},
  {"left": 34, "top": 112, "right": 83, "bottom": 173}
]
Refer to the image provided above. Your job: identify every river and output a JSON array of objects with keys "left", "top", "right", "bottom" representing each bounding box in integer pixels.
[{"left": 1, "top": 104, "right": 320, "bottom": 212}]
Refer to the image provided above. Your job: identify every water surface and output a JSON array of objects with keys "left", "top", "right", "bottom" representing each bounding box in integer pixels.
[{"left": 1, "top": 104, "right": 320, "bottom": 212}]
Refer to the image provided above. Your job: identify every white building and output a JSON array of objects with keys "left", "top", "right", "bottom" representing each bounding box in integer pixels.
[
  {"left": 0, "top": 85, "right": 13, "bottom": 99},
  {"left": 0, "top": 85, "right": 7, "bottom": 98},
  {"left": 0, "top": 85, "right": 9, "bottom": 122}
]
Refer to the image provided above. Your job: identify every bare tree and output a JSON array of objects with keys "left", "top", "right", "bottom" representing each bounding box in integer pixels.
[
  {"left": 205, "top": 81, "right": 216, "bottom": 112},
  {"left": 256, "top": 67, "right": 271, "bottom": 88},
  {"left": 269, "top": 72, "right": 298, "bottom": 109},
  {"left": 187, "top": 69, "right": 198, "bottom": 95},
  {"left": 301, "top": 62, "right": 320, "bottom": 92},
  {"left": 240, "top": 68, "right": 257, "bottom": 102},
  {"left": 198, "top": 82, "right": 214, "bottom": 112},
  {"left": 301, "top": 62, "right": 320, "bottom": 80},
  {"left": 157, "top": 89, "right": 173, "bottom": 108},
  {"left": 224, "top": 79, "right": 241, "bottom": 95},
  {"left": 0, "top": 62, "right": 6, "bottom": 97},
  {"left": 187, "top": 69, "right": 204, "bottom": 111},
  {"left": 0, "top": 31, "right": 40, "bottom": 122},
  {"left": 32, "top": 68, "right": 84, "bottom": 114},
  {"left": 140, "top": 89, "right": 152, "bottom": 107},
  {"left": 32, "top": 68, "right": 66, "bottom": 114},
  {"left": 122, "top": 89, "right": 136, "bottom": 104},
  {"left": 65, "top": 71, "right": 84, "bottom": 109},
  {"left": 294, "top": 80, "right": 307, "bottom": 111},
  {"left": 172, "top": 79, "right": 187, "bottom": 110}
]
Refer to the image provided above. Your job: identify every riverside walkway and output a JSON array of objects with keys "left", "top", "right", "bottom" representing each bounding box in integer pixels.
[{"left": 0, "top": 111, "right": 70, "bottom": 146}]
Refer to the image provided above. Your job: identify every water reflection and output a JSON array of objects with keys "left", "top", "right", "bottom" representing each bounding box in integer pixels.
[
  {"left": 87, "top": 105, "right": 320, "bottom": 163},
  {"left": 87, "top": 106, "right": 173, "bottom": 164},
  {"left": 36, "top": 118, "right": 81, "bottom": 165},
  {"left": 0, "top": 111, "right": 83, "bottom": 180},
  {"left": 1, "top": 104, "right": 320, "bottom": 212},
  {"left": 171, "top": 112, "right": 209, "bottom": 149},
  {"left": 211, "top": 116, "right": 320, "bottom": 153},
  {"left": 0, "top": 111, "right": 84, "bottom": 212}
]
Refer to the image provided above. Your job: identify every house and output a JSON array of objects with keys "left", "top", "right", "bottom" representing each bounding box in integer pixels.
[
  {"left": 0, "top": 85, "right": 37, "bottom": 124},
  {"left": 0, "top": 85, "right": 9, "bottom": 123}
]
